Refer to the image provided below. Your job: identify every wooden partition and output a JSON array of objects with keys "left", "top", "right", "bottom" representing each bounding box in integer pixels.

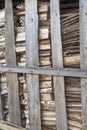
[{"left": 0, "top": 0, "right": 87, "bottom": 130}]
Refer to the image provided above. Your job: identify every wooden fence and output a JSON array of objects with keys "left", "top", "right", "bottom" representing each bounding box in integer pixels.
[{"left": 0, "top": 0, "right": 87, "bottom": 130}]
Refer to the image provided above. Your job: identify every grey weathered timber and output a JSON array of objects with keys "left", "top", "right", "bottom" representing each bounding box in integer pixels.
[
  {"left": 1, "top": 66, "right": 87, "bottom": 78},
  {"left": 5, "top": 0, "right": 21, "bottom": 125},
  {"left": 80, "top": 0, "right": 87, "bottom": 129},
  {"left": 25, "top": 0, "right": 41, "bottom": 130},
  {"left": 50, "top": 0, "right": 67, "bottom": 130},
  {"left": 0, "top": 74, "right": 2, "bottom": 120},
  {"left": 0, "top": 93, "right": 2, "bottom": 120},
  {"left": 0, "top": 121, "right": 26, "bottom": 130}
]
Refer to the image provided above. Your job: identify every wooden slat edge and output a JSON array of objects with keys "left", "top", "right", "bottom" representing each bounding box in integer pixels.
[{"left": 80, "top": 0, "right": 87, "bottom": 129}]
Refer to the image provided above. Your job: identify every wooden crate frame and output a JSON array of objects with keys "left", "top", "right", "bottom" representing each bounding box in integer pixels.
[{"left": 0, "top": 0, "right": 87, "bottom": 130}]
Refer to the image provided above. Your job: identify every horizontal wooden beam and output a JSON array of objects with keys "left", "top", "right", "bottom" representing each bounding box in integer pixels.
[{"left": 0, "top": 66, "right": 87, "bottom": 77}]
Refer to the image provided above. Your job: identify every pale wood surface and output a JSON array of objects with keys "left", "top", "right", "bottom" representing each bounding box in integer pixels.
[
  {"left": 1, "top": 66, "right": 87, "bottom": 77},
  {"left": 50, "top": 0, "right": 67, "bottom": 130},
  {"left": 80, "top": 0, "right": 87, "bottom": 129},
  {"left": 5, "top": 0, "right": 21, "bottom": 125},
  {"left": 25, "top": 0, "right": 41, "bottom": 130}
]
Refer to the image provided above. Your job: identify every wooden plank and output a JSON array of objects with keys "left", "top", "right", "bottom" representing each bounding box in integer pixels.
[
  {"left": 25, "top": 0, "right": 41, "bottom": 130},
  {"left": 0, "top": 121, "right": 26, "bottom": 130},
  {"left": 50, "top": 0, "right": 67, "bottom": 130},
  {"left": 5, "top": 0, "right": 21, "bottom": 125},
  {"left": 0, "top": 93, "right": 2, "bottom": 120},
  {"left": 1, "top": 66, "right": 87, "bottom": 77},
  {"left": 80, "top": 0, "right": 87, "bottom": 129}
]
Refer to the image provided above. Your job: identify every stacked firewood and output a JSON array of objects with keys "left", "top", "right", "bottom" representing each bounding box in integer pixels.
[
  {"left": 61, "top": 4, "right": 80, "bottom": 68},
  {"left": 61, "top": 3, "right": 82, "bottom": 130},
  {"left": 0, "top": 1, "right": 82, "bottom": 130},
  {"left": 0, "top": 2, "right": 55, "bottom": 129}
]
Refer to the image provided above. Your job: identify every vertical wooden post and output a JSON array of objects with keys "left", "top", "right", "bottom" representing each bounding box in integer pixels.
[
  {"left": 25, "top": 0, "right": 41, "bottom": 130},
  {"left": 80, "top": 0, "right": 87, "bottom": 129},
  {"left": 50, "top": 0, "right": 67, "bottom": 130},
  {"left": 5, "top": 0, "right": 21, "bottom": 125},
  {"left": 0, "top": 76, "right": 2, "bottom": 119},
  {"left": 0, "top": 94, "right": 2, "bottom": 120}
]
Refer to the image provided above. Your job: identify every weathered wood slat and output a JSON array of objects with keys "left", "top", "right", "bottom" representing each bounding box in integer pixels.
[
  {"left": 25, "top": 0, "right": 41, "bottom": 130},
  {"left": 50, "top": 0, "right": 67, "bottom": 130},
  {"left": 1, "top": 66, "right": 87, "bottom": 78},
  {"left": 80, "top": 0, "right": 87, "bottom": 129},
  {"left": 0, "top": 121, "right": 26, "bottom": 130},
  {"left": 0, "top": 95, "right": 2, "bottom": 120},
  {"left": 5, "top": 0, "right": 21, "bottom": 125}
]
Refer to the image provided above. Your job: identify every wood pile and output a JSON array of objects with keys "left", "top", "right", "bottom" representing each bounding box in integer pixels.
[
  {"left": 0, "top": 1, "right": 82, "bottom": 130},
  {"left": 61, "top": 3, "right": 80, "bottom": 68},
  {"left": 60, "top": 2, "right": 82, "bottom": 130}
]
